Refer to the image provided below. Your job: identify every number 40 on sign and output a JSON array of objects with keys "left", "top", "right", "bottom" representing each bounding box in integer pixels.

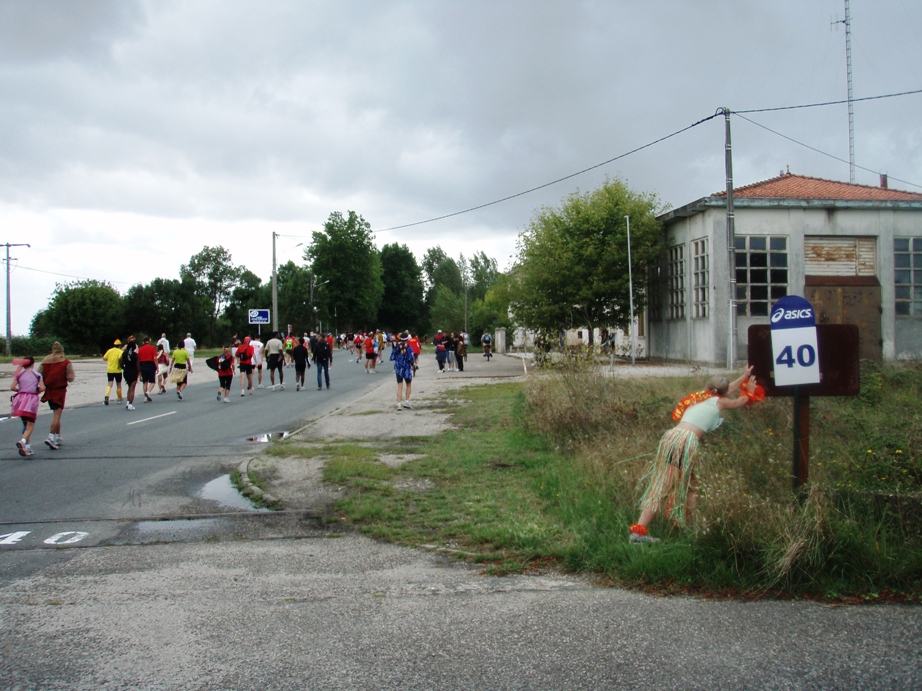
[{"left": 770, "top": 295, "right": 821, "bottom": 388}]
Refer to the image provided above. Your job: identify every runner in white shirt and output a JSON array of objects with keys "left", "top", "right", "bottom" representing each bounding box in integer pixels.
[
  {"left": 251, "top": 335, "right": 265, "bottom": 388},
  {"left": 156, "top": 333, "right": 171, "bottom": 356},
  {"left": 185, "top": 333, "right": 197, "bottom": 367}
]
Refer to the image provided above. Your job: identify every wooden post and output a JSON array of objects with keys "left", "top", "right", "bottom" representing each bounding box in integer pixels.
[{"left": 792, "top": 387, "right": 811, "bottom": 491}]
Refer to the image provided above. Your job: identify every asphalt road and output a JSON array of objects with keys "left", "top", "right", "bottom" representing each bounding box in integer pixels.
[
  {"left": 1, "top": 354, "right": 920, "bottom": 690},
  {"left": 0, "top": 357, "right": 380, "bottom": 554}
]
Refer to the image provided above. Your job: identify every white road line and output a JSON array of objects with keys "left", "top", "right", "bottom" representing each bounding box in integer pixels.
[{"left": 126, "top": 411, "right": 177, "bottom": 426}]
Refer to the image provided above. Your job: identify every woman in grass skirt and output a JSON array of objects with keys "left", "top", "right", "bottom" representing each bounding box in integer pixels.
[{"left": 630, "top": 365, "right": 760, "bottom": 544}]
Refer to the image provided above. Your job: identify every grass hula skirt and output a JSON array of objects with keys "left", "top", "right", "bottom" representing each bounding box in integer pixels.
[{"left": 638, "top": 427, "right": 700, "bottom": 526}]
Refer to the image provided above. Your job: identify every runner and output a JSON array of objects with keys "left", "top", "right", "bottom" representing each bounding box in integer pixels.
[
  {"left": 216, "top": 344, "right": 235, "bottom": 403},
  {"left": 169, "top": 338, "right": 192, "bottom": 400},
  {"left": 312, "top": 332, "right": 332, "bottom": 390},
  {"left": 156, "top": 332, "right": 171, "bottom": 357},
  {"left": 137, "top": 336, "right": 158, "bottom": 402},
  {"left": 283, "top": 332, "right": 296, "bottom": 366},
  {"left": 251, "top": 333, "right": 265, "bottom": 388},
  {"left": 390, "top": 332, "right": 416, "bottom": 410},
  {"left": 10, "top": 356, "right": 43, "bottom": 456},
  {"left": 121, "top": 335, "right": 140, "bottom": 411},
  {"left": 102, "top": 338, "right": 124, "bottom": 406},
  {"left": 265, "top": 331, "right": 285, "bottom": 390},
  {"left": 292, "top": 336, "right": 310, "bottom": 391},
  {"left": 236, "top": 336, "right": 255, "bottom": 396},
  {"left": 38, "top": 342, "right": 75, "bottom": 450},
  {"left": 184, "top": 333, "right": 197, "bottom": 368},
  {"left": 364, "top": 331, "right": 378, "bottom": 373},
  {"left": 156, "top": 343, "right": 170, "bottom": 394}
]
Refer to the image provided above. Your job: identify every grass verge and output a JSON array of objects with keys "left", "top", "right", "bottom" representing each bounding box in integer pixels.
[{"left": 322, "top": 366, "right": 922, "bottom": 601}]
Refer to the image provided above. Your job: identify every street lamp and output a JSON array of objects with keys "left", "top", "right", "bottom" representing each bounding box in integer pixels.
[{"left": 310, "top": 275, "right": 329, "bottom": 333}]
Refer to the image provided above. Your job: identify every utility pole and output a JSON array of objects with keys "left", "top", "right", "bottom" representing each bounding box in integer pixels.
[
  {"left": 720, "top": 107, "right": 738, "bottom": 369},
  {"left": 271, "top": 232, "right": 278, "bottom": 333},
  {"left": 4, "top": 243, "right": 30, "bottom": 357}
]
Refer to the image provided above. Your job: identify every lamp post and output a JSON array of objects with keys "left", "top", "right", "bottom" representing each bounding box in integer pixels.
[
  {"left": 4, "top": 243, "right": 30, "bottom": 357},
  {"left": 310, "top": 275, "right": 329, "bottom": 333}
]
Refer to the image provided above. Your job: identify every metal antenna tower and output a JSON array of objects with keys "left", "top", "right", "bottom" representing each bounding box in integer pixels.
[{"left": 833, "top": 0, "right": 856, "bottom": 182}]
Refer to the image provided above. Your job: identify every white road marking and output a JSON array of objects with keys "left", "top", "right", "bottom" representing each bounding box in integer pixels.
[{"left": 126, "top": 411, "right": 177, "bottom": 426}]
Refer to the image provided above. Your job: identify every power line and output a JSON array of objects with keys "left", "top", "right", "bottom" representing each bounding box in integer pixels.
[
  {"left": 734, "top": 87, "right": 922, "bottom": 114},
  {"left": 378, "top": 112, "right": 721, "bottom": 231},
  {"left": 0, "top": 261, "right": 133, "bottom": 285},
  {"left": 732, "top": 112, "right": 922, "bottom": 190}
]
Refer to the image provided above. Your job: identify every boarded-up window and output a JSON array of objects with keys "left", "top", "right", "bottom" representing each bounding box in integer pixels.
[{"left": 805, "top": 237, "right": 876, "bottom": 276}]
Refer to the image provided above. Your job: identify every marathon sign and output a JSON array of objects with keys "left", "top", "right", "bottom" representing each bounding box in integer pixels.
[
  {"left": 248, "top": 309, "right": 271, "bottom": 325},
  {"left": 770, "top": 295, "right": 820, "bottom": 387}
]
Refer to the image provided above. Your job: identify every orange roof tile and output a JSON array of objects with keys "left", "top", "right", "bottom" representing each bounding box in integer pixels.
[{"left": 714, "top": 172, "right": 922, "bottom": 201}]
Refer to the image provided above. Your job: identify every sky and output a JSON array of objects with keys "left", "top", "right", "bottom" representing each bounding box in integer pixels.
[{"left": 2, "top": 0, "right": 921, "bottom": 335}]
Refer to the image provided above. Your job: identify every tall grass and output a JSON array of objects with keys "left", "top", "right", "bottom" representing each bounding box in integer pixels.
[{"left": 523, "top": 361, "right": 922, "bottom": 598}]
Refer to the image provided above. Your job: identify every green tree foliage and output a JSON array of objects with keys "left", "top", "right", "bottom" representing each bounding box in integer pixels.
[
  {"left": 429, "top": 284, "right": 464, "bottom": 334},
  {"left": 468, "top": 251, "right": 500, "bottom": 302},
  {"left": 222, "top": 269, "right": 267, "bottom": 339},
  {"left": 421, "top": 246, "right": 449, "bottom": 291},
  {"left": 306, "top": 211, "right": 383, "bottom": 331},
  {"left": 124, "top": 276, "right": 210, "bottom": 344},
  {"left": 470, "top": 273, "right": 514, "bottom": 341},
  {"left": 276, "top": 261, "right": 314, "bottom": 333},
  {"left": 43, "top": 279, "right": 124, "bottom": 353},
  {"left": 510, "top": 179, "right": 664, "bottom": 343},
  {"left": 378, "top": 243, "right": 425, "bottom": 333},
  {"left": 180, "top": 246, "right": 241, "bottom": 345}
]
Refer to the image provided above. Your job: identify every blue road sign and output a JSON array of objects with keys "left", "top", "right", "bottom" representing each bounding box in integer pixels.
[{"left": 248, "top": 309, "right": 270, "bottom": 325}]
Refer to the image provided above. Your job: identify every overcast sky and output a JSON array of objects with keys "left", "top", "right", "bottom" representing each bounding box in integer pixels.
[{"left": 2, "top": 0, "right": 921, "bottom": 335}]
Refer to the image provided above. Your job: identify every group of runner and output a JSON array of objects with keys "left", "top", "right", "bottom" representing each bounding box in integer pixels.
[{"left": 102, "top": 333, "right": 196, "bottom": 408}]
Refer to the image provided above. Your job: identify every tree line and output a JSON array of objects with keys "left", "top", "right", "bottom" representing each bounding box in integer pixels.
[{"left": 25, "top": 179, "right": 665, "bottom": 355}]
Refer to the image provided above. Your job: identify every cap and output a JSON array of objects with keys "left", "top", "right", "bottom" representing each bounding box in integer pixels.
[{"left": 114, "top": 338, "right": 122, "bottom": 345}]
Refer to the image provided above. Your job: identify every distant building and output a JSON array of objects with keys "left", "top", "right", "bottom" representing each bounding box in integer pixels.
[{"left": 648, "top": 172, "right": 922, "bottom": 364}]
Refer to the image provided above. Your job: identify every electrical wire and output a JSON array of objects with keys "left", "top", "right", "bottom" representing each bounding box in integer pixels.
[
  {"left": 733, "top": 112, "right": 922, "bottom": 190},
  {"left": 734, "top": 87, "right": 922, "bottom": 114},
  {"left": 378, "top": 112, "right": 721, "bottom": 231}
]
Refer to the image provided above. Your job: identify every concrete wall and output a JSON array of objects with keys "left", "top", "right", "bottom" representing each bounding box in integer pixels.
[{"left": 651, "top": 202, "right": 922, "bottom": 364}]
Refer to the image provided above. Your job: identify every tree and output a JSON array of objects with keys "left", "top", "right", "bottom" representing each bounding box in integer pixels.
[
  {"left": 123, "top": 276, "right": 210, "bottom": 345},
  {"left": 429, "top": 284, "right": 464, "bottom": 334},
  {"left": 305, "top": 211, "right": 383, "bottom": 331},
  {"left": 469, "top": 251, "right": 500, "bottom": 302},
  {"left": 421, "top": 246, "right": 449, "bottom": 291},
  {"left": 222, "top": 269, "right": 267, "bottom": 339},
  {"left": 276, "top": 261, "right": 314, "bottom": 332},
  {"left": 43, "top": 279, "right": 124, "bottom": 353},
  {"left": 180, "top": 246, "right": 241, "bottom": 345},
  {"left": 470, "top": 272, "right": 514, "bottom": 340},
  {"left": 510, "top": 178, "right": 664, "bottom": 344},
  {"left": 378, "top": 243, "right": 425, "bottom": 333}
]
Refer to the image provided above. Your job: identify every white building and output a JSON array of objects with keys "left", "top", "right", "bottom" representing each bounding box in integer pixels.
[{"left": 647, "top": 172, "right": 922, "bottom": 364}]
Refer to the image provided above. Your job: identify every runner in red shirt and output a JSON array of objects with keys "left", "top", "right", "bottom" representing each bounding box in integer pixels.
[{"left": 137, "top": 336, "right": 159, "bottom": 403}]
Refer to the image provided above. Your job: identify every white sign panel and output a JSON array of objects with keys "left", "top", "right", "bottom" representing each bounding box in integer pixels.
[{"left": 770, "top": 295, "right": 821, "bottom": 387}]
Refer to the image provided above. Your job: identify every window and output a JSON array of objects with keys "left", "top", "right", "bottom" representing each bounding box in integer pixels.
[
  {"left": 692, "top": 238, "right": 709, "bottom": 318},
  {"left": 735, "top": 236, "right": 788, "bottom": 316},
  {"left": 668, "top": 244, "right": 685, "bottom": 320},
  {"left": 894, "top": 237, "right": 922, "bottom": 317}
]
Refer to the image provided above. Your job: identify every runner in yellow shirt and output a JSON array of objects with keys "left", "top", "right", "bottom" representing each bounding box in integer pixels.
[{"left": 102, "top": 338, "right": 124, "bottom": 406}]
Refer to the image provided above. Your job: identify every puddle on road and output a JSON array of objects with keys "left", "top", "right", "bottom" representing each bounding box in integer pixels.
[
  {"left": 197, "top": 474, "right": 270, "bottom": 512},
  {"left": 246, "top": 431, "right": 290, "bottom": 443}
]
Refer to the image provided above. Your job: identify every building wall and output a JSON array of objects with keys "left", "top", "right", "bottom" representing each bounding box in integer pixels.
[{"left": 650, "top": 202, "right": 922, "bottom": 364}]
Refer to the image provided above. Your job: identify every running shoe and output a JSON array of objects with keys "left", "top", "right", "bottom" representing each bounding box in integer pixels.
[
  {"left": 241, "top": 391, "right": 245, "bottom": 397},
  {"left": 402, "top": 401, "right": 412, "bottom": 409},
  {"left": 104, "top": 396, "right": 109, "bottom": 406},
  {"left": 145, "top": 392, "right": 152, "bottom": 402},
  {"left": 217, "top": 393, "right": 222, "bottom": 401},
  {"left": 177, "top": 391, "right": 183, "bottom": 400},
  {"left": 17, "top": 439, "right": 27, "bottom": 456},
  {"left": 44, "top": 435, "right": 59, "bottom": 450},
  {"left": 22, "top": 445, "right": 34, "bottom": 456},
  {"left": 223, "top": 398, "right": 230, "bottom": 403},
  {"left": 126, "top": 403, "right": 135, "bottom": 411}
]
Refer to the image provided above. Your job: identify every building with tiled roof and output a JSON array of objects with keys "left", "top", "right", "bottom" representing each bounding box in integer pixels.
[{"left": 647, "top": 172, "right": 922, "bottom": 365}]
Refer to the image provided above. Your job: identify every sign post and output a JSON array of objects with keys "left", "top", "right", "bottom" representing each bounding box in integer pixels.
[
  {"left": 249, "top": 309, "right": 270, "bottom": 337},
  {"left": 770, "top": 296, "right": 821, "bottom": 491},
  {"left": 749, "top": 299, "right": 860, "bottom": 493}
]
